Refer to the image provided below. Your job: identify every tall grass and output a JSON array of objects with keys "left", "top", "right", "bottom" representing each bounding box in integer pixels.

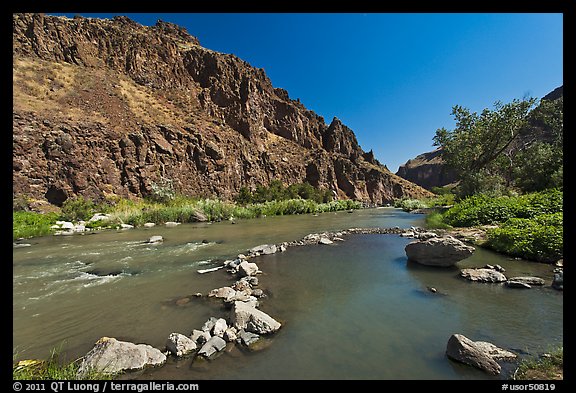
[
  {"left": 13, "top": 211, "right": 59, "bottom": 239},
  {"left": 13, "top": 347, "right": 113, "bottom": 380}
]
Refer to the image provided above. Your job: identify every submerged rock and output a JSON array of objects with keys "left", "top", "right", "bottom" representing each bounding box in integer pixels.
[
  {"left": 507, "top": 276, "right": 545, "bottom": 286},
  {"left": 506, "top": 281, "right": 532, "bottom": 289},
  {"left": 77, "top": 337, "right": 165, "bottom": 377},
  {"left": 446, "top": 334, "right": 515, "bottom": 375},
  {"left": 405, "top": 236, "right": 475, "bottom": 267}
]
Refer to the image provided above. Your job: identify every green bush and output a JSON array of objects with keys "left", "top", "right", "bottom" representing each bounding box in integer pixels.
[
  {"left": 442, "top": 189, "right": 563, "bottom": 227},
  {"left": 425, "top": 211, "right": 452, "bottom": 229},
  {"left": 60, "top": 197, "right": 97, "bottom": 222},
  {"left": 394, "top": 198, "right": 428, "bottom": 212},
  {"left": 13, "top": 211, "right": 59, "bottom": 239},
  {"left": 486, "top": 213, "right": 563, "bottom": 262}
]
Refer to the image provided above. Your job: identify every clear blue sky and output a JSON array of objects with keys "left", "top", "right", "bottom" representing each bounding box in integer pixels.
[{"left": 52, "top": 13, "right": 563, "bottom": 172}]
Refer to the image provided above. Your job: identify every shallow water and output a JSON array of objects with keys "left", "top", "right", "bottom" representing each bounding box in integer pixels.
[{"left": 13, "top": 208, "right": 562, "bottom": 379}]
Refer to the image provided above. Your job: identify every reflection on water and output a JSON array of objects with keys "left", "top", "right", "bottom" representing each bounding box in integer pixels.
[{"left": 13, "top": 209, "right": 562, "bottom": 379}]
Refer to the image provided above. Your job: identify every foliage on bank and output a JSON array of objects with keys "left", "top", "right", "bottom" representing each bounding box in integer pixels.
[
  {"left": 429, "top": 188, "right": 563, "bottom": 263},
  {"left": 514, "top": 347, "right": 563, "bottom": 380},
  {"left": 13, "top": 348, "right": 112, "bottom": 380},
  {"left": 13, "top": 190, "right": 361, "bottom": 240}
]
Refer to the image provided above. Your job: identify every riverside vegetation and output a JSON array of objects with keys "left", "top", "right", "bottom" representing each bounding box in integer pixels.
[
  {"left": 395, "top": 188, "right": 563, "bottom": 264},
  {"left": 13, "top": 181, "right": 361, "bottom": 240}
]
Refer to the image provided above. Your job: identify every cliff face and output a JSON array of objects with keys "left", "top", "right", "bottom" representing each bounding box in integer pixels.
[
  {"left": 13, "top": 13, "right": 433, "bottom": 206},
  {"left": 395, "top": 148, "right": 458, "bottom": 190}
]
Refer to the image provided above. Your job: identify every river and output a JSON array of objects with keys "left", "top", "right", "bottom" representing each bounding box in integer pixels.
[{"left": 13, "top": 208, "right": 563, "bottom": 379}]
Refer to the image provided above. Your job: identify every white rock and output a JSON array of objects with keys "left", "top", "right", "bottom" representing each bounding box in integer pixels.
[
  {"left": 165, "top": 333, "right": 197, "bottom": 357},
  {"left": 143, "top": 223, "right": 156, "bottom": 228},
  {"left": 147, "top": 235, "right": 163, "bottom": 244},
  {"left": 231, "top": 301, "right": 281, "bottom": 334},
  {"left": 212, "top": 318, "right": 228, "bottom": 337},
  {"left": 165, "top": 221, "right": 180, "bottom": 227}
]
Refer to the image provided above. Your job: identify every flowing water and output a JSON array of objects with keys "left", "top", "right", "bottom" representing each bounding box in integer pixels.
[{"left": 13, "top": 208, "right": 563, "bottom": 379}]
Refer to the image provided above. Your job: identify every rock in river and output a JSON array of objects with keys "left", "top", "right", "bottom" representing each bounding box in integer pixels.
[
  {"left": 507, "top": 276, "right": 545, "bottom": 286},
  {"left": 77, "top": 337, "right": 166, "bottom": 377},
  {"left": 238, "top": 261, "right": 259, "bottom": 277},
  {"left": 446, "top": 334, "right": 515, "bottom": 375},
  {"left": 405, "top": 236, "right": 475, "bottom": 267},
  {"left": 165, "top": 333, "right": 197, "bottom": 357},
  {"left": 197, "top": 336, "right": 227, "bottom": 359},
  {"left": 552, "top": 270, "right": 563, "bottom": 291},
  {"left": 231, "top": 301, "right": 281, "bottom": 334},
  {"left": 460, "top": 268, "right": 507, "bottom": 283},
  {"left": 147, "top": 235, "right": 163, "bottom": 244}
]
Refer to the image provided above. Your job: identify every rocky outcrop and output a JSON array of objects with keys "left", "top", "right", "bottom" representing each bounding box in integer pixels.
[
  {"left": 12, "top": 13, "right": 434, "bottom": 207},
  {"left": 446, "top": 334, "right": 516, "bottom": 375},
  {"left": 396, "top": 147, "right": 458, "bottom": 190},
  {"left": 405, "top": 236, "right": 475, "bottom": 267},
  {"left": 77, "top": 337, "right": 166, "bottom": 377}
]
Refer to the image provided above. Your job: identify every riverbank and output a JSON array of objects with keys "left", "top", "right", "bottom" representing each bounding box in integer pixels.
[{"left": 13, "top": 197, "right": 362, "bottom": 240}]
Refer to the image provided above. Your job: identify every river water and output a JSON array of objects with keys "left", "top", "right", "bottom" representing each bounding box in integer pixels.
[{"left": 13, "top": 208, "right": 563, "bottom": 379}]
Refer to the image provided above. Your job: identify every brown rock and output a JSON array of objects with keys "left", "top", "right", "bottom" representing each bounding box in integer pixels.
[{"left": 12, "top": 13, "right": 434, "bottom": 207}]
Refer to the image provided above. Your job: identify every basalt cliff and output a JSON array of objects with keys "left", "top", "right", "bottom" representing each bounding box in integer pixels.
[{"left": 13, "top": 13, "right": 433, "bottom": 208}]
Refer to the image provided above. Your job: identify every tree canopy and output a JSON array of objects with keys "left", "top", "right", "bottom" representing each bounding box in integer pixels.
[{"left": 433, "top": 95, "right": 562, "bottom": 197}]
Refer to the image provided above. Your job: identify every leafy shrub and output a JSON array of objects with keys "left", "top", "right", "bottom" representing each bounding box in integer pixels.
[
  {"left": 442, "top": 189, "right": 563, "bottom": 227},
  {"left": 394, "top": 198, "right": 428, "bottom": 212},
  {"left": 486, "top": 213, "right": 563, "bottom": 262},
  {"left": 149, "top": 177, "right": 176, "bottom": 203},
  {"left": 60, "top": 197, "right": 97, "bottom": 221}
]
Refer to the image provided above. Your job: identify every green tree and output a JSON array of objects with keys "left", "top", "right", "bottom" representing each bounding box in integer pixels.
[
  {"left": 513, "top": 97, "right": 563, "bottom": 191},
  {"left": 433, "top": 97, "right": 538, "bottom": 196}
]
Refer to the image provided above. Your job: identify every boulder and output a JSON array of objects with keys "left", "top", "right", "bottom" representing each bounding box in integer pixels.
[
  {"left": 223, "top": 327, "right": 238, "bottom": 342},
  {"left": 208, "top": 287, "right": 236, "bottom": 299},
  {"left": 460, "top": 268, "right": 507, "bottom": 283},
  {"left": 238, "top": 261, "right": 259, "bottom": 277},
  {"left": 212, "top": 318, "right": 228, "bottom": 337},
  {"left": 236, "top": 329, "right": 260, "bottom": 346},
  {"left": 120, "top": 224, "right": 134, "bottom": 230},
  {"left": 446, "top": 334, "right": 514, "bottom": 375},
  {"left": 552, "top": 271, "right": 563, "bottom": 291},
  {"left": 249, "top": 244, "right": 277, "bottom": 256},
  {"left": 147, "top": 235, "right": 163, "bottom": 244},
  {"left": 190, "top": 329, "right": 211, "bottom": 345},
  {"left": 59, "top": 221, "right": 75, "bottom": 230},
  {"left": 319, "top": 237, "right": 334, "bottom": 245},
  {"left": 197, "top": 336, "right": 227, "bottom": 358},
  {"left": 231, "top": 301, "right": 281, "bottom": 334},
  {"left": 507, "top": 276, "right": 545, "bottom": 286},
  {"left": 165, "top": 333, "right": 197, "bottom": 357},
  {"left": 88, "top": 213, "right": 110, "bottom": 222},
  {"left": 165, "top": 221, "right": 180, "bottom": 227},
  {"left": 143, "top": 222, "right": 155, "bottom": 228},
  {"left": 405, "top": 236, "right": 475, "bottom": 267},
  {"left": 201, "top": 317, "right": 218, "bottom": 333},
  {"left": 77, "top": 337, "right": 165, "bottom": 377}
]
